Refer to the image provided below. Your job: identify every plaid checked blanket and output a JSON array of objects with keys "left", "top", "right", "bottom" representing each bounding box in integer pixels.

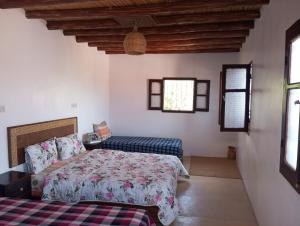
[
  {"left": 0, "top": 197, "right": 155, "bottom": 226},
  {"left": 100, "top": 136, "right": 183, "bottom": 159}
]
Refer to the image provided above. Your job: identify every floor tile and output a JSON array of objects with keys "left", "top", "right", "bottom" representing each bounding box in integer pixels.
[{"left": 172, "top": 157, "right": 257, "bottom": 226}]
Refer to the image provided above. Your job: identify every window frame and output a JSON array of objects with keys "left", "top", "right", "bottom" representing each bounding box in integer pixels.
[
  {"left": 280, "top": 18, "right": 300, "bottom": 194},
  {"left": 219, "top": 64, "right": 252, "bottom": 132},
  {"left": 148, "top": 78, "right": 210, "bottom": 113},
  {"left": 162, "top": 77, "right": 197, "bottom": 113}
]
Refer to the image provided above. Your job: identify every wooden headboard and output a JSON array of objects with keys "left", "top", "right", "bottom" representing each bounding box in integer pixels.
[{"left": 7, "top": 117, "right": 78, "bottom": 168}]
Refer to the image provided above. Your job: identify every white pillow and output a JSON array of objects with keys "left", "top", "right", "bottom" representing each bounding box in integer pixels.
[
  {"left": 56, "top": 134, "right": 86, "bottom": 160},
  {"left": 25, "top": 138, "right": 58, "bottom": 174}
]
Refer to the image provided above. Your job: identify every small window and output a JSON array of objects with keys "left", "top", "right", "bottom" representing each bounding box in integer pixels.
[
  {"left": 163, "top": 78, "right": 196, "bottom": 113},
  {"left": 280, "top": 18, "right": 300, "bottom": 194},
  {"left": 148, "top": 78, "right": 210, "bottom": 113},
  {"left": 219, "top": 64, "right": 252, "bottom": 132}
]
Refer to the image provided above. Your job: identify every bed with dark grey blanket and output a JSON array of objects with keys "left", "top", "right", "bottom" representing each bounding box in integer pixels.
[
  {"left": 0, "top": 197, "right": 155, "bottom": 226},
  {"left": 99, "top": 136, "right": 183, "bottom": 159}
]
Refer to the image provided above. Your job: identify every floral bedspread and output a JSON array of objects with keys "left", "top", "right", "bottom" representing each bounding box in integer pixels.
[
  {"left": 31, "top": 153, "right": 86, "bottom": 197},
  {"left": 42, "top": 149, "right": 189, "bottom": 225}
]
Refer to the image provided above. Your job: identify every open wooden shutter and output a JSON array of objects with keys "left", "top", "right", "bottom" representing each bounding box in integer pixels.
[
  {"left": 280, "top": 18, "right": 300, "bottom": 193},
  {"left": 219, "top": 72, "right": 223, "bottom": 125},
  {"left": 220, "top": 64, "right": 251, "bottom": 132},
  {"left": 148, "top": 79, "right": 163, "bottom": 110},
  {"left": 195, "top": 80, "right": 210, "bottom": 112}
]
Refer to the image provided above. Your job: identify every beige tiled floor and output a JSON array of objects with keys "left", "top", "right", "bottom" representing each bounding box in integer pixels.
[{"left": 171, "top": 157, "right": 257, "bottom": 226}]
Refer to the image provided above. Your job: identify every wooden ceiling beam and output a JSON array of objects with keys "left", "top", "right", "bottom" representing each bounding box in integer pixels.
[
  {"left": 141, "top": 30, "right": 249, "bottom": 40},
  {"left": 154, "top": 10, "right": 260, "bottom": 25},
  {"left": 63, "top": 21, "right": 253, "bottom": 36},
  {"left": 97, "top": 43, "right": 242, "bottom": 51},
  {"left": 103, "top": 47, "right": 240, "bottom": 52},
  {"left": 104, "top": 48, "right": 240, "bottom": 54},
  {"left": 47, "top": 18, "right": 119, "bottom": 30},
  {"left": 0, "top": 0, "right": 97, "bottom": 9},
  {"left": 89, "top": 39, "right": 244, "bottom": 48},
  {"left": 25, "top": 0, "right": 269, "bottom": 20},
  {"left": 47, "top": 11, "right": 259, "bottom": 30},
  {"left": 84, "top": 31, "right": 249, "bottom": 43},
  {"left": 77, "top": 34, "right": 246, "bottom": 43}
]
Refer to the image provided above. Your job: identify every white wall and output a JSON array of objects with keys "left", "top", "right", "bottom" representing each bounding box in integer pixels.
[
  {"left": 109, "top": 54, "right": 238, "bottom": 156},
  {"left": 0, "top": 9, "right": 110, "bottom": 173},
  {"left": 237, "top": 0, "right": 300, "bottom": 226}
]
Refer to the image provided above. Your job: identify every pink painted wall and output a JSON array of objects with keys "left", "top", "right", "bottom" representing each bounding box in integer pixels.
[
  {"left": 237, "top": 0, "right": 300, "bottom": 225},
  {"left": 109, "top": 54, "right": 238, "bottom": 157}
]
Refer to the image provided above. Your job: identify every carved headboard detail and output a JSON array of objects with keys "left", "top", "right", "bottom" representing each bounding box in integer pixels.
[{"left": 7, "top": 117, "right": 78, "bottom": 168}]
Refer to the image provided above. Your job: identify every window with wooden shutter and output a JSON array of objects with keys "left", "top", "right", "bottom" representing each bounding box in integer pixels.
[
  {"left": 148, "top": 78, "right": 210, "bottom": 113},
  {"left": 219, "top": 64, "right": 251, "bottom": 132},
  {"left": 280, "top": 18, "right": 300, "bottom": 194}
]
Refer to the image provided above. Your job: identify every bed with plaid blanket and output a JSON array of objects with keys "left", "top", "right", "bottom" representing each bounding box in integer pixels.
[
  {"left": 0, "top": 197, "right": 155, "bottom": 226},
  {"left": 100, "top": 136, "right": 183, "bottom": 159}
]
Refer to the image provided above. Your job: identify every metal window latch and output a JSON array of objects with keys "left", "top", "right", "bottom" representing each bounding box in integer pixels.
[{"left": 294, "top": 100, "right": 300, "bottom": 105}]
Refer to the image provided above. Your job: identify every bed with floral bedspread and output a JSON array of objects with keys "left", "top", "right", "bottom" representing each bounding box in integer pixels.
[{"left": 41, "top": 149, "right": 189, "bottom": 225}]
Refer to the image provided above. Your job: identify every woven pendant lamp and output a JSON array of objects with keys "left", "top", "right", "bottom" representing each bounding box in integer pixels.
[{"left": 123, "top": 25, "right": 147, "bottom": 55}]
